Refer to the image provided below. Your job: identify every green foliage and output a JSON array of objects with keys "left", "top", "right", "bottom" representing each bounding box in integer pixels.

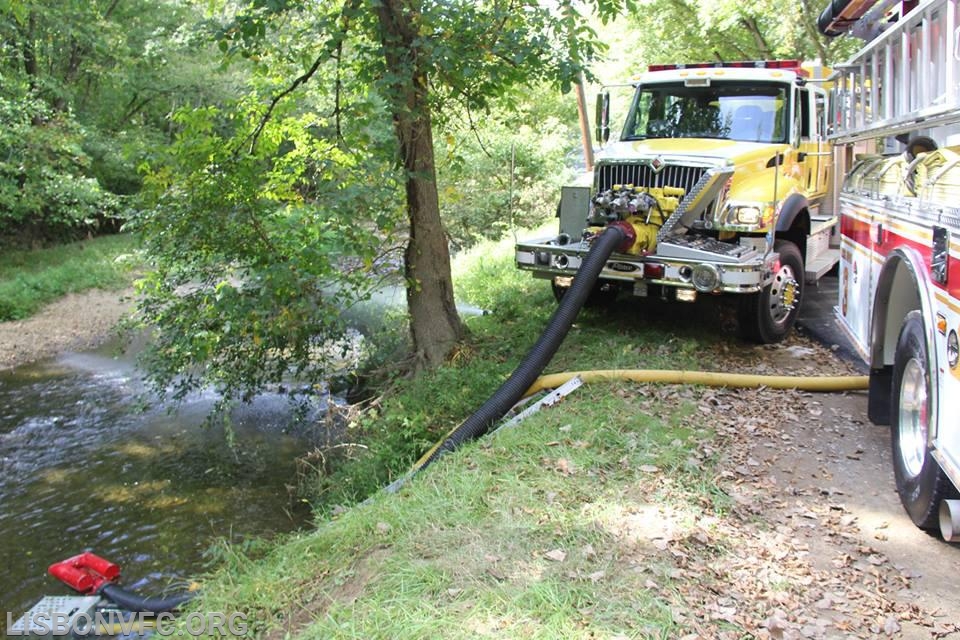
[
  {"left": 437, "top": 92, "right": 578, "bottom": 250},
  {"left": 627, "top": 0, "right": 858, "bottom": 67},
  {"left": 0, "top": 94, "right": 125, "bottom": 243},
  {"left": 0, "top": 0, "right": 237, "bottom": 243},
  {"left": 0, "top": 234, "right": 139, "bottom": 321},
  {"left": 126, "top": 0, "right": 635, "bottom": 400},
  {"left": 131, "top": 97, "right": 404, "bottom": 404}
]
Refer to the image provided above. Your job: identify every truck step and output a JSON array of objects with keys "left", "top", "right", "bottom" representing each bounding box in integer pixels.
[
  {"left": 809, "top": 215, "right": 838, "bottom": 236},
  {"left": 805, "top": 248, "right": 840, "bottom": 283}
]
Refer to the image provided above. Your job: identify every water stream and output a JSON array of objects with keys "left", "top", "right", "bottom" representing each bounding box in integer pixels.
[{"left": 0, "top": 340, "right": 324, "bottom": 625}]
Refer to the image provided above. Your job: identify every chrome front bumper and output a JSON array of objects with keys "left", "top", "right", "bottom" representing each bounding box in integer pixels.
[{"left": 515, "top": 236, "right": 774, "bottom": 294}]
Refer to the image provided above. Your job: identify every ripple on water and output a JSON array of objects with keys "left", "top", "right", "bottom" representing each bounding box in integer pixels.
[{"left": 0, "top": 354, "right": 319, "bottom": 628}]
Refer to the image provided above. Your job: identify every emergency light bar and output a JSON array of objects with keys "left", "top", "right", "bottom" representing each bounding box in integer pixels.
[{"left": 647, "top": 60, "right": 807, "bottom": 76}]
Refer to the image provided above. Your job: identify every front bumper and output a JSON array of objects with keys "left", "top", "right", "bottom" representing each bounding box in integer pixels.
[{"left": 516, "top": 236, "right": 774, "bottom": 294}]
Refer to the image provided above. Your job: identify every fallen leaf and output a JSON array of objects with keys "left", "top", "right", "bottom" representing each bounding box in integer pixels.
[
  {"left": 544, "top": 548, "right": 567, "bottom": 562},
  {"left": 555, "top": 458, "right": 575, "bottom": 475},
  {"left": 883, "top": 615, "right": 900, "bottom": 636}
]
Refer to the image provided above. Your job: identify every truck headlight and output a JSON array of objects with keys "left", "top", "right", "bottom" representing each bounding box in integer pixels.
[
  {"left": 722, "top": 203, "right": 774, "bottom": 228},
  {"left": 731, "top": 206, "right": 761, "bottom": 224}
]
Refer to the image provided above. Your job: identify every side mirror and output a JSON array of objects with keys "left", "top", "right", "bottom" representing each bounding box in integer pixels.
[{"left": 595, "top": 92, "right": 610, "bottom": 144}]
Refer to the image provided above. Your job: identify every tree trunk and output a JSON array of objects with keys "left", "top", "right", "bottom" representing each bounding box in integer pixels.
[
  {"left": 376, "top": 0, "right": 464, "bottom": 369},
  {"left": 798, "top": 0, "right": 831, "bottom": 65},
  {"left": 22, "top": 13, "right": 38, "bottom": 85}
]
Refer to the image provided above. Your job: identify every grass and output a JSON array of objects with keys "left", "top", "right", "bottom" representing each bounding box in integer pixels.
[
  {"left": 193, "top": 379, "right": 722, "bottom": 638},
  {"left": 0, "top": 233, "right": 141, "bottom": 321},
  {"left": 184, "top": 233, "right": 756, "bottom": 638}
]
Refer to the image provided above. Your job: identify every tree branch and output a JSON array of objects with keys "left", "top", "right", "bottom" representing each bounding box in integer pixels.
[
  {"left": 246, "top": 54, "right": 325, "bottom": 154},
  {"left": 332, "top": 39, "right": 344, "bottom": 145},
  {"left": 242, "top": 0, "right": 362, "bottom": 155},
  {"left": 798, "top": 0, "right": 830, "bottom": 64},
  {"left": 103, "top": 0, "right": 121, "bottom": 20},
  {"left": 739, "top": 15, "right": 773, "bottom": 59}
]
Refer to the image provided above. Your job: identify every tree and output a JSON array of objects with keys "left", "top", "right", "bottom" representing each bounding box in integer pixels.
[
  {"left": 133, "top": 0, "right": 628, "bottom": 406},
  {"left": 375, "top": 0, "right": 463, "bottom": 367},
  {"left": 0, "top": 0, "right": 233, "bottom": 242},
  {"left": 627, "top": 0, "right": 857, "bottom": 66}
]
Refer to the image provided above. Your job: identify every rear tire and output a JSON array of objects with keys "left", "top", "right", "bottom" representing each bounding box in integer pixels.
[
  {"left": 738, "top": 240, "right": 804, "bottom": 343},
  {"left": 891, "top": 311, "right": 955, "bottom": 530}
]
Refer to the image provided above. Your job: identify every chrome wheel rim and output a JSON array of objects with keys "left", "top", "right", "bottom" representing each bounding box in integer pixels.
[
  {"left": 768, "top": 262, "right": 799, "bottom": 325},
  {"left": 898, "top": 356, "right": 929, "bottom": 480}
]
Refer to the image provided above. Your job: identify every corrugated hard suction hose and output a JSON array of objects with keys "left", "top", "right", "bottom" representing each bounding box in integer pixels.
[
  {"left": 99, "top": 583, "right": 194, "bottom": 614},
  {"left": 417, "top": 225, "right": 628, "bottom": 472}
]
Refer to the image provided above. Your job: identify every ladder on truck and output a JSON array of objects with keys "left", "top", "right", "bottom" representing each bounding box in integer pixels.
[{"left": 830, "top": 0, "right": 960, "bottom": 144}]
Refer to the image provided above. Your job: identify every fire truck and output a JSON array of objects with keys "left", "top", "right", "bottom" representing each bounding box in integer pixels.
[
  {"left": 823, "top": 0, "right": 960, "bottom": 539},
  {"left": 515, "top": 59, "right": 839, "bottom": 343}
]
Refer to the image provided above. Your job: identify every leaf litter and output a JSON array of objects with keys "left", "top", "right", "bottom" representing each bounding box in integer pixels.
[{"left": 605, "top": 335, "right": 959, "bottom": 639}]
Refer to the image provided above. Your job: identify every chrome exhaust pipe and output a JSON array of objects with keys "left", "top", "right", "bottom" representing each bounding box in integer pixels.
[{"left": 939, "top": 499, "right": 960, "bottom": 542}]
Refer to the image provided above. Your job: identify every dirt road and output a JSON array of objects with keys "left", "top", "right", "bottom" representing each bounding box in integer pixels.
[
  {"left": 699, "top": 271, "right": 960, "bottom": 638},
  {"left": 653, "top": 332, "right": 960, "bottom": 638},
  {"left": 797, "top": 276, "right": 960, "bottom": 636}
]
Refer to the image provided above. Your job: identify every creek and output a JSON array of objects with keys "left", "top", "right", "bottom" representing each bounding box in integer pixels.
[{"left": 0, "top": 338, "right": 326, "bottom": 626}]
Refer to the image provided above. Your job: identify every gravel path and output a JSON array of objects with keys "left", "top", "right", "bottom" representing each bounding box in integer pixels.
[{"left": 0, "top": 289, "right": 134, "bottom": 371}]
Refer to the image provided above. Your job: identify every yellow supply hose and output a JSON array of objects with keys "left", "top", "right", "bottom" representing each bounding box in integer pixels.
[
  {"left": 408, "top": 369, "right": 868, "bottom": 472},
  {"left": 524, "top": 369, "right": 869, "bottom": 397}
]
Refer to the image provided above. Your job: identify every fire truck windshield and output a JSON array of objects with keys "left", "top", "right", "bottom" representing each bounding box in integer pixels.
[{"left": 623, "top": 81, "right": 789, "bottom": 144}]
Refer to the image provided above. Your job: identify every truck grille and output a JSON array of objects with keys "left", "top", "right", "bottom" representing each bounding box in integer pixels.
[{"left": 596, "top": 162, "right": 707, "bottom": 201}]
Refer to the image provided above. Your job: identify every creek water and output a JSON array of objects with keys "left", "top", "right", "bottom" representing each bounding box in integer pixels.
[{"left": 0, "top": 339, "right": 324, "bottom": 626}]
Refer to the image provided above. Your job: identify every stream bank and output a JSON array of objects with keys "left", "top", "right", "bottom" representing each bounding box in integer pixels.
[{"left": 0, "top": 288, "right": 134, "bottom": 371}]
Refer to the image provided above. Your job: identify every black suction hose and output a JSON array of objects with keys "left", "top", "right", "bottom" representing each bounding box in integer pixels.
[
  {"left": 417, "top": 225, "right": 628, "bottom": 472},
  {"left": 99, "top": 583, "right": 194, "bottom": 614}
]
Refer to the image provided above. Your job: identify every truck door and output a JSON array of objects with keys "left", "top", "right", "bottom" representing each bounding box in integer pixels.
[
  {"left": 798, "top": 87, "right": 829, "bottom": 199},
  {"left": 812, "top": 90, "right": 832, "bottom": 196}
]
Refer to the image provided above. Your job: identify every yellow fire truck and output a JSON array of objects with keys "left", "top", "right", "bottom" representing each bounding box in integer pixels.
[{"left": 516, "top": 60, "right": 839, "bottom": 343}]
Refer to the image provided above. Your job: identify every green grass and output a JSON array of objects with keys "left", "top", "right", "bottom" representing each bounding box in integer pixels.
[
  {"left": 0, "top": 233, "right": 141, "bottom": 321},
  {"left": 191, "top": 381, "right": 720, "bottom": 638}
]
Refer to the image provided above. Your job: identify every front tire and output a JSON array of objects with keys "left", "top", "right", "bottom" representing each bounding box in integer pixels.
[
  {"left": 738, "top": 240, "right": 804, "bottom": 343},
  {"left": 891, "top": 311, "right": 955, "bottom": 530}
]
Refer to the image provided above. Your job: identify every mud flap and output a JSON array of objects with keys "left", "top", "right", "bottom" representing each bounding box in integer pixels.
[{"left": 868, "top": 365, "right": 892, "bottom": 425}]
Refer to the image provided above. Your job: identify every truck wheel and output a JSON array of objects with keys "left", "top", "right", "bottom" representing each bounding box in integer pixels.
[
  {"left": 738, "top": 240, "right": 803, "bottom": 343},
  {"left": 552, "top": 279, "right": 618, "bottom": 308},
  {"left": 891, "top": 311, "right": 956, "bottom": 530}
]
